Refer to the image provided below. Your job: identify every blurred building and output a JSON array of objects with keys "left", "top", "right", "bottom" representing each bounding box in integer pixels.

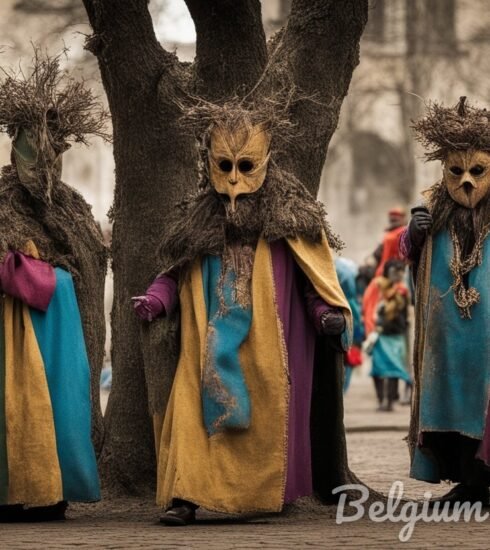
[
  {"left": 320, "top": 0, "right": 490, "bottom": 260},
  {"left": 1, "top": 0, "right": 490, "bottom": 322}
]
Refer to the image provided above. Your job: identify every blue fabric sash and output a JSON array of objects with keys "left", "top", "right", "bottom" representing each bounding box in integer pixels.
[
  {"left": 30, "top": 268, "right": 100, "bottom": 502},
  {"left": 411, "top": 231, "right": 490, "bottom": 481},
  {"left": 201, "top": 255, "right": 252, "bottom": 436}
]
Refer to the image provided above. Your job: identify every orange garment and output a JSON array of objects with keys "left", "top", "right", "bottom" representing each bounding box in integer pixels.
[
  {"left": 362, "top": 277, "right": 408, "bottom": 336},
  {"left": 375, "top": 225, "right": 407, "bottom": 276},
  {"left": 362, "top": 278, "right": 380, "bottom": 336}
]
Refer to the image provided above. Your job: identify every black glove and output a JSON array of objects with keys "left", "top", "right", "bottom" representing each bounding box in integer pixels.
[
  {"left": 320, "top": 308, "right": 346, "bottom": 336},
  {"left": 408, "top": 206, "right": 433, "bottom": 249}
]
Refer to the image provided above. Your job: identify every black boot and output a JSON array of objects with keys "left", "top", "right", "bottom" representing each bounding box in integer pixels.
[
  {"left": 24, "top": 501, "right": 68, "bottom": 522},
  {"left": 430, "top": 484, "right": 490, "bottom": 508},
  {"left": 373, "top": 377, "right": 384, "bottom": 409},
  {"left": 0, "top": 505, "right": 26, "bottom": 523},
  {"left": 0, "top": 501, "right": 67, "bottom": 523},
  {"left": 160, "top": 499, "right": 198, "bottom": 526}
]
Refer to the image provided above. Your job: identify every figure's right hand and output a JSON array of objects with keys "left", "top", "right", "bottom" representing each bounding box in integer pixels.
[
  {"left": 131, "top": 295, "right": 165, "bottom": 322},
  {"left": 408, "top": 207, "right": 433, "bottom": 248}
]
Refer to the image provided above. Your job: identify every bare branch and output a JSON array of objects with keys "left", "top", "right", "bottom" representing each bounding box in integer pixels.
[{"left": 82, "top": 0, "right": 176, "bottom": 93}]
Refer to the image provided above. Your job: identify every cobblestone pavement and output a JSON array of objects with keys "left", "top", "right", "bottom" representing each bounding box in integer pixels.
[{"left": 1, "top": 371, "right": 488, "bottom": 549}]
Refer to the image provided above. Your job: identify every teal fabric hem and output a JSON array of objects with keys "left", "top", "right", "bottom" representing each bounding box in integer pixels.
[
  {"left": 370, "top": 333, "right": 411, "bottom": 382},
  {"left": 0, "top": 307, "right": 8, "bottom": 504},
  {"left": 30, "top": 268, "right": 100, "bottom": 502},
  {"left": 410, "top": 447, "right": 440, "bottom": 483},
  {"left": 201, "top": 255, "right": 252, "bottom": 436}
]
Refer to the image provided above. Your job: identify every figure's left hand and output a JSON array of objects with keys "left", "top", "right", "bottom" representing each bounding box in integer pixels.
[
  {"left": 131, "top": 295, "right": 165, "bottom": 322},
  {"left": 320, "top": 308, "right": 346, "bottom": 335}
]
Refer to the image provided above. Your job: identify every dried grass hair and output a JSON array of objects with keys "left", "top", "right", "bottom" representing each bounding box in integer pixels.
[
  {"left": 413, "top": 96, "right": 490, "bottom": 162},
  {"left": 0, "top": 47, "right": 110, "bottom": 150},
  {"left": 157, "top": 69, "right": 342, "bottom": 271},
  {"left": 174, "top": 63, "right": 316, "bottom": 191}
]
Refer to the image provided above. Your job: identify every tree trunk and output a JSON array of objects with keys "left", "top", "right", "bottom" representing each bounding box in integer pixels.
[{"left": 82, "top": 0, "right": 368, "bottom": 494}]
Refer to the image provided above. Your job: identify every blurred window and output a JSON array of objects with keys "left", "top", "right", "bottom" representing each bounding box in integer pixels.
[
  {"left": 364, "top": 0, "right": 386, "bottom": 44},
  {"left": 406, "top": 0, "right": 457, "bottom": 55}
]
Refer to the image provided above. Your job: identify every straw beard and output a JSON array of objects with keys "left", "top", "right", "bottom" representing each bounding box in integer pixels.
[{"left": 157, "top": 163, "right": 342, "bottom": 273}]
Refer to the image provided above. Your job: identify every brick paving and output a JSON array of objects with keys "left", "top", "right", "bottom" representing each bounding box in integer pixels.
[{"left": 1, "top": 371, "right": 488, "bottom": 549}]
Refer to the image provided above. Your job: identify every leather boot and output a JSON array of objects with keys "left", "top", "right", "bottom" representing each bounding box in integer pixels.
[{"left": 160, "top": 500, "right": 197, "bottom": 526}]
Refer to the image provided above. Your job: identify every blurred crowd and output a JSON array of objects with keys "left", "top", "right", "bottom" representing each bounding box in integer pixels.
[{"left": 338, "top": 207, "right": 413, "bottom": 412}]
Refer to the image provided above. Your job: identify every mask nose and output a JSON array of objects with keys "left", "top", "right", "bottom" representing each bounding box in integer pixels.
[
  {"left": 463, "top": 180, "right": 476, "bottom": 192},
  {"left": 228, "top": 165, "right": 238, "bottom": 185}
]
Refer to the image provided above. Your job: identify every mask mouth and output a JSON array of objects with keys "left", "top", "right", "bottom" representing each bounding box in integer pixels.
[{"left": 221, "top": 193, "right": 244, "bottom": 213}]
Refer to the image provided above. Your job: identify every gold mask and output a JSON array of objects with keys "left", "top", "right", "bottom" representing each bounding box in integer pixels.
[
  {"left": 443, "top": 150, "right": 490, "bottom": 209},
  {"left": 209, "top": 122, "right": 271, "bottom": 212}
]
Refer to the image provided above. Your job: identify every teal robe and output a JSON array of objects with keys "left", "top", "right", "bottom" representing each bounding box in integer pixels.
[{"left": 411, "top": 230, "right": 490, "bottom": 482}]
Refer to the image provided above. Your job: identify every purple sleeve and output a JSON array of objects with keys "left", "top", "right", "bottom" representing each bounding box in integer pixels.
[
  {"left": 0, "top": 250, "right": 56, "bottom": 311},
  {"left": 146, "top": 271, "right": 179, "bottom": 316},
  {"left": 399, "top": 227, "right": 420, "bottom": 262},
  {"left": 304, "top": 283, "right": 333, "bottom": 334}
]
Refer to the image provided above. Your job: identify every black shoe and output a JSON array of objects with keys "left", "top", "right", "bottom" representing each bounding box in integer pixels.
[
  {"left": 0, "top": 505, "right": 26, "bottom": 523},
  {"left": 24, "top": 501, "right": 68, "bottom": 522},
  {"left": 0, "top": 501, "right": 67, "bottom": 522},
  {"left": 430, "top": 484, "right": 490, "bottom": 508},
  {"left": 160, "top": 504, "right": 196, "bottom": 526}
]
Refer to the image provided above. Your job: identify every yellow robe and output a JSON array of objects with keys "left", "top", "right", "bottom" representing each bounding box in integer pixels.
[
  {"left": 2, "top": 241, "right": 62, "bottom": 506},
  {"left": 156, "top": 234, "right": 351, "bottom": 513}
]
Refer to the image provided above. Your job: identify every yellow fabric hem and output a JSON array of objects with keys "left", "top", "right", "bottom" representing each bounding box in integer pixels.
[{"left": 4, "top": 269, "right": 63, "bottom": 506}]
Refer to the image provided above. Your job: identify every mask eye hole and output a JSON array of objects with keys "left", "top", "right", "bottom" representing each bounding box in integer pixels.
[
  {"left": 449, "top": 166, "right": 463, "bottom": 176},
  {"left": 219, "top": 159, "right": 233, "bottom": 172},
  {"left": 469, "top": 165, "right": 485, "bottom": 176},
  {"left": 238, "top": 160, "right": 254, "bottom": 173}
]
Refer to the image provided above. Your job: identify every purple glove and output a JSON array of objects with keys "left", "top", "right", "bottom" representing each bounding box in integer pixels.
[
  {"left": 132, "top": 271, "right": 179, "bottom": 322},
  {"left": 132, "top": 294, "right": 165, "bottom": 322},
  {"left": 320, "top": 308, "right": 346, "bottom": 336}
]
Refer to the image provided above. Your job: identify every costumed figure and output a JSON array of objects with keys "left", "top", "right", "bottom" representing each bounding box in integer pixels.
[
  {"left": 362, "top": 260, "right": 411, "bottom": 411},
  {"left": 401, "top": 97, "right": 490, "bottom": 505},
  {"left": 0, "top": 52, "right": 109, "bottom": 521},
  {"left": 334, "top": 257, "right": 363, "bottom": 393},
  {"left": 372, "top": 207, "right": 407, "bottom": 277},
  {"left": 133, "top": 99, "right": 353, "bottom": 525},
  {"left": 363, "top": 207, "right": 412, "bottom": 406},
  {"left": 358, "top": 207, "right": 408, "bottom": 295}
]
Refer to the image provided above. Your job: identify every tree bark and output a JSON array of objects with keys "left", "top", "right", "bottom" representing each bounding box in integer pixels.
[
  {"left": 273, "top": 0, "right": 368, "bottom": 194},
  {"left": 82, "top": 0, "right": 368, "bottom": 493}
]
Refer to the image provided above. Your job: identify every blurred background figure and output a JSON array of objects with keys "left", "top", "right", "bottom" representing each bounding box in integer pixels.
[
  {"left": 362, "top": 206, "right": 411, "bottom": 411},
  {"left": 374, "top": 207, "right": 407, "bottom": 275},
  {"left": 360, "top": 207, "right": 407, "bottom": 335},
  {"left": 365, "top": 206, "right": 407, "bottom": 278},
  {"left": 335, "top": 257, "right": 364, "bottom": 393},
  {"left": 363, "top": 259, "right": 411, "bottom": 411}
]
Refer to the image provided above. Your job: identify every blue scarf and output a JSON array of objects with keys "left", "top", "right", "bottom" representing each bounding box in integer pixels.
[{"left": 201, "top": 255, "right": 253, "bottom": 436}]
